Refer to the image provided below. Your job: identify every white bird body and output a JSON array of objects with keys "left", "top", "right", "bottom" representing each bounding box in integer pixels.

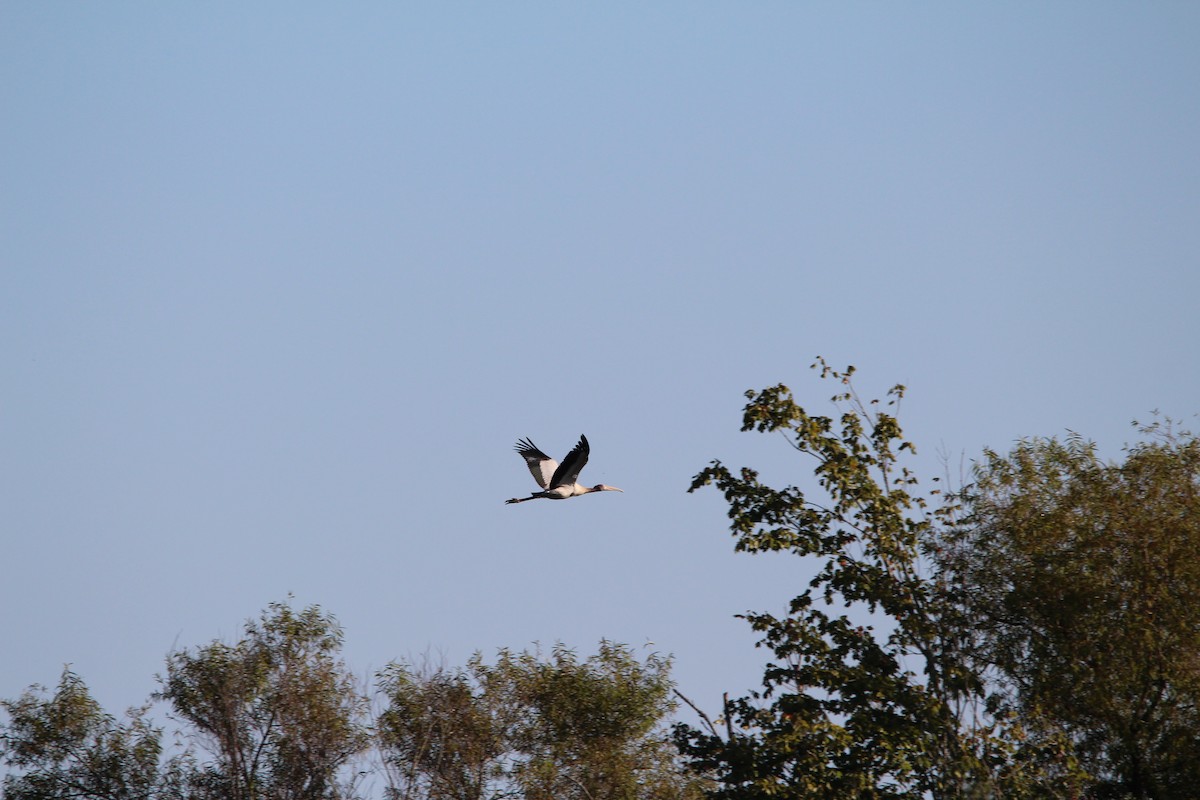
[
  {"left": 541, "top": 484, "right": 589, "bottom": 500},
  {"left": 505, "top": 435, "right": 623, "bottom": 505}
]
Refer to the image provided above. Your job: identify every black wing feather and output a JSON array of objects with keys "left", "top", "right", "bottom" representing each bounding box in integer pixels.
[
  {"left": 514, "top": 437, "right": 557, "bottom": 489},
  {"left": 549, "top": 435, "right": 589, "bottom": 489},
  {"left": 514, "top": 437, "right": 551, "bottom": 461}
]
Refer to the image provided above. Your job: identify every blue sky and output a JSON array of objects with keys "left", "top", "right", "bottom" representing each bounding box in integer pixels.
[{"left": 3, "top": 3, "right": 1198, "bottom": 730}]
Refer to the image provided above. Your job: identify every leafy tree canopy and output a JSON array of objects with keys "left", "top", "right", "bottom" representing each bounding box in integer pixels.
[
  {"left": 157, "top": 600, "right": 371, "bottom": 800},
  {"left": 1, "top": 669, "right": 162, "bottom": 800},
  {"left": 676, "top": 360, "right": 1090, "bottom": 799},
  {"left": 943, "top": 419, "right": 1200, "bottom": 799},
  {"left": 378, "top": 641, "right": 704, "bottom": 800},
  {"left": 676, "top": 361, "right": 972, "bottom": 799}
]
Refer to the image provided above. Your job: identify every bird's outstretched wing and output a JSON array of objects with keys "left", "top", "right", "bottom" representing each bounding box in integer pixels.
[
  {"left": 549, "top": 435, "right": 589, "bottom": 489},
  {"left": 514, "top": 437, "right": 557, "bottom": 489}
]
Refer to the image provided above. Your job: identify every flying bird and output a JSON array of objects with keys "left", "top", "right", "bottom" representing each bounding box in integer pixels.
[{"left": 505, "top": 434, "right": 624, "bottom": 504}]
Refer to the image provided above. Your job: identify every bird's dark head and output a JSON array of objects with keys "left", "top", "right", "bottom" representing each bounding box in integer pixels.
[{"left": 593, "top": 484, "right": 623, "bottom": 493}]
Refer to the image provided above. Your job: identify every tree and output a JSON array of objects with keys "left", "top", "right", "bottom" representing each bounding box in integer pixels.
[
  {"left": 157, "top": 600, "right": 370, "bottom": 800},
  {"left": 674, "top": 360, "right": 1079, "bottom": 799},
  {"left": 5, "top": 604, "right": 697, "bottom": 800},
  {"left": 506, "top": 642, "right": 701, "bottom": 800},
  {"left": 377, "top": 642, "right": 704, "bottom": 800},
  {"left": 942, "top": 420, "right": 1200, "bottom": 799},
  {"left": 375, "top": 655, "right": 511, "bottom": 800},
  {"left": 0, "top": 669, "right": 163, "bottom": 800}
]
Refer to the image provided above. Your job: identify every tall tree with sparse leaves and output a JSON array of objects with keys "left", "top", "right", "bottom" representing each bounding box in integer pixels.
[
  {"left": 157, "top": 600, "right": 370, "bottom": 800},
  {"left": 674, "top": 360, "right": 1078, "bottom": 799}
]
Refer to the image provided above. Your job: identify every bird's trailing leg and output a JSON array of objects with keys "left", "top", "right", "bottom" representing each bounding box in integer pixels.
[{"left": 505, "top": 493, "right": 544, "bottom": 504}]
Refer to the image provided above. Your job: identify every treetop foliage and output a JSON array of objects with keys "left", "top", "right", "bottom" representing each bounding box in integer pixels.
[
  {"left": 678, "top": 359, "right": 968, "bottom": 799},
  {"left": 1, "top": 669, "right": 162, "bottom": 800},
  {"left": 378, "top": 641, "right": 702, "bottom": 800},
  {"left": 2, "top": 607, "right": 698, "bottom": 800},
  {"left": 942, "top": 417, "right": 1200, "bottom": 799}
]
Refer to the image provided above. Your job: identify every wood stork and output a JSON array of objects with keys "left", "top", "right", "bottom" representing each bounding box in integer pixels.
[{"left": 505, "top": 435, "right": 624, "bottom": 504}]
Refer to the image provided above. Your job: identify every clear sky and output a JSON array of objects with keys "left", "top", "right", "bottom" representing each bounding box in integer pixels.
[{"left": 3, "top": 3, "right": 1198, "bottom": 731}]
